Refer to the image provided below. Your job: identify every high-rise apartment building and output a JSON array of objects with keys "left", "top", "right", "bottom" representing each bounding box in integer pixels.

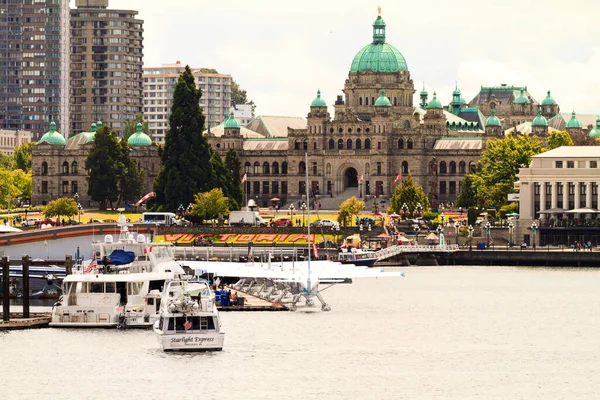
[
  {"left": 70, "top": 0, "right": 143, "bottom": 137},
  {"left": 143, "top": 61, "right": 232, "bottom": 142},
  {"left": 0, "top": 0, "right": 70, "bottom": 140}
]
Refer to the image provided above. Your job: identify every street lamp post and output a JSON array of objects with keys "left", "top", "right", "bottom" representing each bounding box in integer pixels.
[
  {"left": 468, "top": 225, "right": 474, "bottom": 251},
  {"left": 301, "top": 202, "right": 307, "bottom": 227},
  {"left": 177, "top": 204, "right": 184, "bottom": 218},
  {"left": 454, "top": 221, "right": 460, "bottom": 246},
  {"left": 508, "top": 221, "right": 514, "bottom": 247},
  {"left": 485, "top": 222, "right": 491, "bottom": 248},
  {"left": 289, "top": 204, "right": 295, "bottom": 225},
  {"left": 436, "top": 225, "right": 442, "bottom": 246},
  {"left": 415, "top": 226, "right": 420, "bottom": 245},
  {"left": 531, "top": 221, "right": 538, "bottom": 249},
  {"left": 77, "top": 203, "right": 82, "bottom": 223},
  {"left": 401, "top": 203, "right": 408, "bottom": 220}
]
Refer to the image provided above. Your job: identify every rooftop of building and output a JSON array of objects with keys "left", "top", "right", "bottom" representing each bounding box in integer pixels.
[{"left": 532, "top": 146, "right": 600, "bottom": 158}]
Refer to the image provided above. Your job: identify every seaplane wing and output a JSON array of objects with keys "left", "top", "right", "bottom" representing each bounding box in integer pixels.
[{"left": 181, "top": 260, "right": 300, "bottom": 280}]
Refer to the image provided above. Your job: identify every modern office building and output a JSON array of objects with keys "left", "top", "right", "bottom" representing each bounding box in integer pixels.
[
  {"left": 70, "top": 0, "right": 144, "bottom": 137},
  {"left": 0, "top": 0, "right": 70, "bottom": 140},
  {"left": 143, "top": 61, "right": 232, "bottom": 142}
]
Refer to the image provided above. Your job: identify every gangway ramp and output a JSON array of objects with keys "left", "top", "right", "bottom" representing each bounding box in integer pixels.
[{"left": 375, "top": 244, "right": 460, "bottom": 261}]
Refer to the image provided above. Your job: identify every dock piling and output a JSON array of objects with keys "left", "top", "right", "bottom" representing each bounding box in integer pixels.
[
  {"left": 2, "top": 256, "right": 9, "bottom": 321},
  {"left": 65, "top": 254, "right": 73, "bottom": 275},
  {"left": 22, "top": 255, "right": 30, "bottom": 318}
]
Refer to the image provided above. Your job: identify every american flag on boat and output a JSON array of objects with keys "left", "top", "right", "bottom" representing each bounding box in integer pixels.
[
  {"left": 184, "top": 319, "right": 192, "bottom": 331},
  {"left": 84, "top": 259, "right": 97, "bottom": 274}
]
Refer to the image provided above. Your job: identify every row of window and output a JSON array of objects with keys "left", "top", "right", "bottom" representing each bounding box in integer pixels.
[
  {"left": 244, "top": 161, "right": 288, "bottom": 175},
  {"left": 555, "top": 160, "right": 598, "bottom": 169},
  {"left": 244, "top": 181, "right": 288, "bottom": 195},
  {"left": 41, "top": 161, "right": 78, "bottom": 175},
  {"left": 534, "top": 183, "right": 599, "bottom": 196},
  {"left": 40, "top": 180, "right": 78, "bottom": 195},
  {"left": 436, "top": 161, "right": 476, "bottom": 175}
]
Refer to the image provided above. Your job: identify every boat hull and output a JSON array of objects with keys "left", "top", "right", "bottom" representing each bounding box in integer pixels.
[
  {"left": 339, "top": 259, "right": 377, "bottom": 267},
  {"left": 154, "top": 330, "right": 225, "bottom": 352}
]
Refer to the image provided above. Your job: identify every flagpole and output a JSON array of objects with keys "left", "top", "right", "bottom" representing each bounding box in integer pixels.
[{"left": 305, "top": 151, "right": 311, "bottom": 291}]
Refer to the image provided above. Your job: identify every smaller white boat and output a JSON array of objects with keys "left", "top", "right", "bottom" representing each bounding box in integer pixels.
[
  {"left": 153, "top": 279, "right": 224, "bottom": 352},
  {"left": 338, "top": 248, "right": 378, "bottom": 267}
]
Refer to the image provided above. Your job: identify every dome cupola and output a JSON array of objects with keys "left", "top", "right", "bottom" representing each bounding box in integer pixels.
[
  {"left": 485, "top": 109, "right": 502, "bottom": 127},
  {"left": 39, "top": 121, "right": 66, "bottom": 145},
  {"left": 310, "top": 89, "right": 327, "bottom": 107},
  {"left": 565, "top": 111, "right": 582, "bottom": 129},
  {"left": 427, "top": 92, "right": 443, "bottom": 109},
  {"left": 514, "top": 89, "right": 530, "bottom": 105},
  {"left": 532, "top": 108, "right": 548, "bottom": 127},
  {"left": 374, "top": 89, "right": 392, "bottom": 107},
  {"left": 127, "top": 122, "right": 153, "bottom": 146},
  {"left": 589, "top": 116, "right": 600, "bottom": 138},
  {"left": 541, "top": 90, "right": 556, "bottom": 106},
  {"left": 223, "top": 112, "right": 241, "bottom": 129}
]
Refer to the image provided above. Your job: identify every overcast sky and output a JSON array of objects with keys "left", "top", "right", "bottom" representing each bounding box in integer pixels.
[{"left": 85, "top": 0, "right": 600, "bottom": 118}]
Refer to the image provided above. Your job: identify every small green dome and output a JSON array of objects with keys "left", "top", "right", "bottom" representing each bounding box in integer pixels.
[
  {"left": 485, "top": 109, "right": 502, "bottom": 127},
  {"left": 223, "top": 112, "right": 241, "bottom": 129},
  {"left": 39, "top": 121, "right": 66, "bottom": 145},
  {"left": 541, "top": 90, "right": 556, "bottom": 106},
  {"left": 565, "top": 111, "right": 582, "bottom": 129},
  {"left": 427, "top": 92, "right": 443, "bottom": 109},
  {"left": 452, "top": 87, "right": 461, "bottom": 96},
  {"left": 374, "top": 89, "right": 392, "bottom": 107},
  {"left": 589, "top": 117, "right": 600, "bottom": 138},
  {"left": 514, "top": 89, "right": 530, "bottom": 105},
  {"left": 532, "top": 108, "right": 548, "bottom": 127},
  {"left": 310, "top": 89, "right": 327, "bottom": 107},
  {"left": 127, "top": 122, "right": 152, "bottom": 146},
  {"left": 420, "top": 86, "right": 428, "bottom": 96},
  {"left": 85, "top": 122, "right": 98, "bottom": 142},
  {"left": 96, "top": 121, "right": 103, "bottom": 130},
  {"left": 350, "top": 13, "right": 408, "bottom": 74}
]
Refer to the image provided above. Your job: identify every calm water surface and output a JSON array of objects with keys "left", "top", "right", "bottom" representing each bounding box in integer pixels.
[{"left": 1, "top": 266, "right": 600, "bottom": 400}]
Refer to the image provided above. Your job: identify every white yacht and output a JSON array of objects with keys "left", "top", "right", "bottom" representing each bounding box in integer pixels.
[
  {"left": 50, "top": 216, "right": 187, "bottom": 328},
  {"left": 153, "top": 279, "right": 224, "bottom": 352}
]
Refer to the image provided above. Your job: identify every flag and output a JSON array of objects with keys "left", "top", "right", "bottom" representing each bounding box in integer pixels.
[
  {"left": 84, "top": 259, "right": 97, "bottom": 274},
  {"left": 144, "top": 246, "right": 152, "bottom": 254},
  {"left": 393, "top": 173, "right": 402, "bottom": 184},
  {"left": 184, "top": 319, "right": 192, "bottom": 331},
  {"left": 312, "top": 243, "right": 319, "bottom": 259},
  {"left": 241, "top": 173, "right": 247, "bottom": 183},
  {"left": 135, "top": 191, "right": 155, "bottom": 206}
]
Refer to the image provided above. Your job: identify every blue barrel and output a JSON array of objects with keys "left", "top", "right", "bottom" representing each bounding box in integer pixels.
[{"left": 215, "top": 294, "right": 221, "bottom": 303}]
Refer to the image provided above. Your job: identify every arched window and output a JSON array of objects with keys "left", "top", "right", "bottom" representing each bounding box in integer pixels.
[
  {"left": 62, "top": 161, "right": 69, "bottom": 174},
  {"left": 347, "top": 139, "right": 352, "bottom": 149},
  {"left": 245, "top": 162, "right": 251, "bottom": 173},
  {"left": 458, "top": 161, "right": 466, "bottom": 174},
  {"left": 365, "top": 139, "right": 371, "bottom": 149},
  {"left": 394, "top": 97, "right": 397, "bottom": 106},
  {"left": 398, "top": 139, "right": 404, "bottom": 149},
  {"left": 328, "top": 139, "right": 334, "bottom": 149},
  {"left": 299, "top": 161, "right": 306, "bottom": 174},
  {"left": 449, "top": 161, "right": 457, "bottom": 174},
  {"left": 71, "top": 161, "right": 78, "bottom": 175},
  {"left": 263, "top": 162, "right": 270, "bottom": 174},
  {"left": 294, "top": 140, "right": 300, "bottom": 150},
  {"left": 469, "top": 161, "right": 476, "bottom": 173},
  {"left": 356, "top": 139, "right": 362, "bottom": 149},
  {"left": 403, "top": 120, "right": 410, "bottom": 129},
  {"left": 359, "top": 97, "right": 363, "bottom": 106},
  {"left": 281, "top": 162, "right": 288, "bottom": 174},
  {"left": 371, "top": 96, "right": 375, "bottom": 105},
  {"left": 41, "top": 161, "right": 48, "bottom": 175},
  {"left": 407, "top": 139, "right": 413, "bottom": 149},
  {"left": 326, "top": 163, "right": 331, "bottom": 175},
  {"left": 401, "top": 161, "right": 409, "bottom": 174},
  {"left": 272, "top": 162, "right": 279, "bottom": 174},
  {"left": 253, "top": 161, "right": 260, "bottom": 174},
  {"left": 313, "top": 141, "right": 317, "bottom": 150},
  {"left": 440, "top": 161, "right": 447, "bottom": 174},
  {"left": 365, "top": 97, "right": 369, "bottom": 106},
  {"left": 303, "top": 140, "right": 308, "bottom": 150},
  {"left": 338, "top": 139, "right": 343, "bottom": 150}
]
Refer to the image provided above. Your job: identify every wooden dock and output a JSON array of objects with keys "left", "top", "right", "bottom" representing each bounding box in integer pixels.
[
  {"left": 216, "top": 286, "right": 289, "bottom": 312},
  {"left": 0, "top": 313, "right": 51, "bottom": 331}
]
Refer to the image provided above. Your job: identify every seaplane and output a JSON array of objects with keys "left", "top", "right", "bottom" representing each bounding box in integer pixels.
[
  {"left": 1, "top": 265, "right": 65, "bottom": 299},
  {"left": 178, "top": 151, "right": 404, "bottom": 311}
]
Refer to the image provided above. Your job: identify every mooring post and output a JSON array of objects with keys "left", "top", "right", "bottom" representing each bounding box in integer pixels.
[
  {"left": 22, "top": 255, "right": 30, "bottom": 318},
  {"left": 2, "top": 256, "right": 10, "bottom": 321},
  {"left": 65, "top": 254, "right": 73, "bottom": 275}
]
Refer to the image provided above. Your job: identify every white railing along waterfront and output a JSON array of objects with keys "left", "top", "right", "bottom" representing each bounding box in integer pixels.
[{"left": 375, "top": 244, "right": 460, "bottom": 260}]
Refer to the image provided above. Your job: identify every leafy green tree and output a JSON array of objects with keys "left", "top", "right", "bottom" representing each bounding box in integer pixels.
[
  {"left": 0, "top": 152, "right": 14, "bottom": 170},
  {"left": 472, "top": 134, "right": 544, "bottom": 208},
  {"left": 209, "top": 149, "right": 239, "bottom": 211},
  {"left": 12, "top": 169, "right": 32, "bottom": 200},
  {"left": 337, "top": 196, "right": 365, "bottom": 226},
  {"left": 456, "top": 173, "right": 477, "bottom": 208},
  {"left": 191, "top": 188, "right": 229, "bottom": 222},
  {"left": 0, "top": 169, "right": 23, "bottom": 208},
  {"left": 85, "top": 126, "right": 125, "bottom": 210},
  {"left": 123, "top": 113, "right": 150, "bottom": 141},
  {"left": 225, "top": 148, "right": 243, "bottom": 209},
  {"left": 547, "top": 130, "right": 574, "bottom": 150},
  {"left": 389, "top": 175, "right": 430, "bottom": 216},
  {"left": 198, "top": 68, "right": 218, "bottom": 74},
  {"left": 43, "top": 197, "right": 78, "bottom": 221},
  {"left": 13, "top": 142, "right": 32, "bottom": 171},
  {"left": 231, "top": 79, "right": 256, "bottom": 114},
  {"left": 118, "top": 140, "right": 144, "bottom": 204},
  {"left": 154, "top": 65, "right": 216, "bottom": 211}
]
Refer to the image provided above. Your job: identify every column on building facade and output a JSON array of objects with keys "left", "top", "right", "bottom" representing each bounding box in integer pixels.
[
  {"left": 586, "top": 182, "right": 592, "bottom": 208},
  {"left": 551, "top": 182, "right": 558, "bottom": 210},
  {"left": 562, "top": 181, "right": 569, "bottom": 211},
  {"left": 574, "top": 181, "right": 581, "bottom": 210},
  {"left": 539, "top": 181, "right": 546, "bottom": 219}
]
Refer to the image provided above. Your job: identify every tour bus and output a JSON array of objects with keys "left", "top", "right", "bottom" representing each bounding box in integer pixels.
[{"left": 142, "top": 212, "right": 177, "bottom": 226}]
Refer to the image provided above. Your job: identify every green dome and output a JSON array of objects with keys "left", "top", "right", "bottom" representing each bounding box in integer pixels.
[
  {"left": 541, "top": 90, "right": 556, "bottom": 106},
  {"left": 532, "top": 108, "right": 548, "bottom": 127},
  {"left": 514, "top": 89, "right": 530, "bottom": 105},
  {"left": 350, "top": 13, "right": 408, "bottom": 73},
  {"left": 223, "top": 112, "right": 241, "bottom": 129},
  {"left": 39, "top": 121, "right": 66, "bottom": 145},
  {"left": 83, "top": 122, "right": 97, "bottom": 142},
  {"left": 427, "top": 92, "right": 442, "bottom": 109},
  {"left": 310, "top": 89, "right": 327, "bottom": 107},
  {"left": 420, "top": 86, "right": 428, "bottom": 96},
  {"left": 565, "top": 111, "right": 582, "bottom": 129},
  {"left": 485, "top": 109, "right": 502, "bottom": 127},
  {"left": 589, "top": 117, "right": 600, "bottom": 138},
  {"left": 127, "top": 122, "right": 152, "bottom": 146},
  {"left": 374, "top": 89, "right": 392, "bottom": 107}
]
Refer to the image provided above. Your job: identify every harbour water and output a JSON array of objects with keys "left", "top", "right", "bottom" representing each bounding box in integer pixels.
[{"left": 1, "top": 266, "right": 600, "bottom": 399}]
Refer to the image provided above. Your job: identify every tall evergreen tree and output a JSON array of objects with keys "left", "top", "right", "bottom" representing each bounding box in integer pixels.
[
  {"left": 118, "top": 140, "right": 144, "bottom": 205},
  {"left": 225, "top": 148, "right": 243, "bottom": 209},
  {"left": 154, "top": 65, "right": 216, "bottom": 210},
  {"left": 85, "top": 126, "right": 124, "bottom": 210}
]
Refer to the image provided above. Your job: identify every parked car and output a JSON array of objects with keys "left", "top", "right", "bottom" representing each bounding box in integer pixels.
[
  {"left": 171, "top": 219, "right": 192, "bottom": 227},
  {"left": 21, "top": 218, "right": 41, "bottom": 227},
  {"left": 311, "top": 219, "right": 340, "bottom": 229},
  {"left": 271, "top": 218, "right": 293, "bottom": 227},
  {"left": 35, "top": 218, "right": 57, "bottom": 226}
]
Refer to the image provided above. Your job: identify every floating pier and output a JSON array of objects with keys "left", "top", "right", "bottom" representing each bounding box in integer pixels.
[{"left": 0, "top": 313, "right": 51, "bottom": 331}]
